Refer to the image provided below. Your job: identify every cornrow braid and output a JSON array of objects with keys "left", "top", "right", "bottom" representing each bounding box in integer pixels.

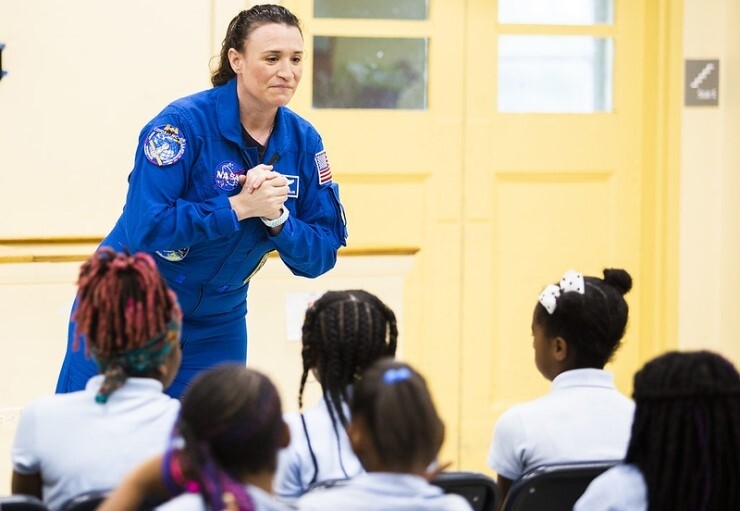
[
  {"left": 73, "top": 247, "right": 180, "bottom": 356},
  {"left": 299, "top": 290, "right": 398, "bottom": 423},
  {"left": 211, "top": 4, "right": 302, "bottom": 87},
  {"left": 297, "top": 290, "right": 398, "bottom": 485},
  {"left": 625, "top": 351, "right": 740, "bottom": 511}
]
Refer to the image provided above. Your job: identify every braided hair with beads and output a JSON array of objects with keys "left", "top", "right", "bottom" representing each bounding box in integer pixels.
[
  {"left": 625, "top": 350, "right": 739, "bottom": 511},
  {"left": 298, "top": 290, "right": 398, "bottom": 483}
]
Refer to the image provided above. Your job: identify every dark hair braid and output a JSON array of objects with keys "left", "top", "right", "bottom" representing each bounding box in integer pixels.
[
  {"left": 625, "top": 351, "right": 740, "bottom": 511},
  {"left": 299, "top": 290, "right": 398, "bottom": 422},
  {"left": 211, "top": 4, "right": 302, "bottom": 87}
]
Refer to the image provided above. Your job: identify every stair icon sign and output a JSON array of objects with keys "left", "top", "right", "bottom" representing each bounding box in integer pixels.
[{"left": 690, "top": 63, "right": 715, "bottom": 89}]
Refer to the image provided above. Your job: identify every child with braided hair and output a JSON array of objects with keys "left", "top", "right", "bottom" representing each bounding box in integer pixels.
[
  {"left": 487, "top": 269, "right": 636, "bottom": 502},
  {"left": 297, "top": 359, "right": 471, "bottom": 510},
  {"left": 273, "top": 290, "right": 398, "bottom": 500},
  {"left": 11, "top": 247, "right": 182, "bottom": 510},
  {"left": 575, "top": 350, "right": 740, "bottom": 511},
  {"left": 97, "top": 364, "right": 292, "bottom": 511}
]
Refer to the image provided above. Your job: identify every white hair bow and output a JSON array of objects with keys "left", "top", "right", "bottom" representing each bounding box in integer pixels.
[{"left": 538, "top": 269, "right": 585, "bottom": 314}]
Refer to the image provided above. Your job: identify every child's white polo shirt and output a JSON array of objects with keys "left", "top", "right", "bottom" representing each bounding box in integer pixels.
[
  {"left": 12, "top": 375, "right": 180, "bottom": 511},
  {"left": 487, "top": 369, "right": 634, "bottom": 480}
]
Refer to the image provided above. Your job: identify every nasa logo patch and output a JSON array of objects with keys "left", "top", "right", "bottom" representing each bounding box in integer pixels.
[
  {"left": 143, "top": 124, "right": 186, "bottom": 166},
  {"left": 213, "top": 161, "right": 245, "bottom": 191}
]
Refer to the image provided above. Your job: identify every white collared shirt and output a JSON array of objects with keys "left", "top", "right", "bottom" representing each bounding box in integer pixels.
[
  {"left": 157, "top": 485, "right": 294, "bottom": 511},
  {"left": 574, "top": 464, "right": 647, "bottom": 511},
  {"left": 274, "top": 395, "right": 363, "bottom": 500},
  {"left": 487, "top": 369, "right": 634, "bottom": 480},
  {"left": 296, "top": 473, "right": 472, "bottom": 511},
  {"left": 12, "top": 375, "right": 179, "bottom": 511}
]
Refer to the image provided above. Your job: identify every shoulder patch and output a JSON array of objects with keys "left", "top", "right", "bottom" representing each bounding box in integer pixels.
[
  {"left": 314, "top": 150, "right": 332, "bottom": 185},
  {"left": 143, "top": 124, "right": 186, "bottom": 166}
]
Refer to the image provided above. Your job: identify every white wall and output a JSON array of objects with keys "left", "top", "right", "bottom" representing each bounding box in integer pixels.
[
  {"left": 0, "top": 0, "right": 215, "bottom": 237},
  {"left": 679, "top": 0, "right": 740, "bottom": 366}
]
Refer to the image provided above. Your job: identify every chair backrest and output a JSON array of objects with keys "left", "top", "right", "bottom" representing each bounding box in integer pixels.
[
  {"left": 0, "top": 495, "right": 50, "bottom": 511},
  {"left": 502, "top": 460, "right": 618, "bottom": 511},
  {"left": 58, "top": 490, "right": 110, "bottom": 511},
  {"left": 432, "top": 471, "right": 501, "bottom": 511},
  {"left": 304, "top": 477, "right": 351, "bottom": 495}
]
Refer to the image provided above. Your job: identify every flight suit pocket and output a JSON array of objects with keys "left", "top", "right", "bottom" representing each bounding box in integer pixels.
[{"left": 243, "top": 252, "right": 271, "bottom": 284}]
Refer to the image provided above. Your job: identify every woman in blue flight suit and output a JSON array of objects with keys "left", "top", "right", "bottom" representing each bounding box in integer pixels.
[{"left": 56, "top": 4, "right": 347, "bottom": 398}]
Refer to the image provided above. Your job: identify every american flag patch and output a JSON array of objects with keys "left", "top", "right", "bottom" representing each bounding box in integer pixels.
[{"left": 315, "top": 150, "right": 332, "bottom": 185}]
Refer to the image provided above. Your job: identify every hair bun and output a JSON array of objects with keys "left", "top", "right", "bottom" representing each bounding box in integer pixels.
[{"left": 602, "top": 268, "right": 632, "bottom": 295}]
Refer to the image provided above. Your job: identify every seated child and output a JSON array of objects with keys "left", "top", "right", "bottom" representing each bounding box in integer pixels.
[
  {"left": 99, "top": 364, "right": 293, "bottom": 511},
  {"left": 575, "top": 350, "right": 740, "bottom": 511},
  {"left": 296, "top": 359, "right": 472, "bottom": 511},
  {"left": 487, "top": 269, "right": 636, "bottom": 500},
  {"left": 274, "top": 290, "right": 398, "bottom": 500},
  {"left": 11, "top": 248, "right": 182, "bottom": 510}
]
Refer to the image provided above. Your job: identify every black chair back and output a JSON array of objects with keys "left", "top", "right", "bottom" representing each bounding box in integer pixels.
[
  {"left": 502, "top": 460, "right": 618, "bottom": 511},
  {"left": 432, "top": 471, "right": 501, "bottom": 511},
  {"left": 304, "top": 477, "right": 351, "bottom": 494},
  {"left": 58, "top": 490, "right": 110, "bottom": 511},
  {"left": 0, "top": 495, "right": 49, "bottom": 511}
]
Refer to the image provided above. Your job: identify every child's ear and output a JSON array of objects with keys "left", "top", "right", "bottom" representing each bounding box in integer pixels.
[
  {"left": 279, "top": 420, "right": 291, "bottom": 449},
  {"left": 553, "top": 336, "right": 568, "bottom": 362}
]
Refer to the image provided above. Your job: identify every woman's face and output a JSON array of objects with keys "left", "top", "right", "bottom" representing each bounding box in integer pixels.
[{"left": 231, "top": 23, "right": 304, "bottom": 109}]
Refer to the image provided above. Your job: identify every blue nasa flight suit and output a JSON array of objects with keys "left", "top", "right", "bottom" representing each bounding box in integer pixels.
[{"left": 55, "top": 78, "right": 347, "bottom": 398}]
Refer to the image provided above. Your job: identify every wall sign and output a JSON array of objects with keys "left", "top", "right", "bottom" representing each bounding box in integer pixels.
[{"left": 685, "top": 59, "right": 719, "bottom": 107}]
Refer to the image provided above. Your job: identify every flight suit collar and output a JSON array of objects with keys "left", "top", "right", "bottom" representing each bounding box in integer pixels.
[
  {"left": 216, "top": 78, "right": 290, "bottom": 164},
  {"left": 216, "top": 78, "right": 243, "bottom": 148}
]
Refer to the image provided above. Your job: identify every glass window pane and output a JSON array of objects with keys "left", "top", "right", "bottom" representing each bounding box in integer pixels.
[
  {"left": 315, "top": 0, "right": 428, "bottom": 20},
  {"left": 499, "top": 0, "right": 613, "bottom": 25},
  {"left": 313, "top": 36, "right": 428, "bottom": 110},
  {"left": 498, "top": 36, "right": 613, "bottom": 113}
]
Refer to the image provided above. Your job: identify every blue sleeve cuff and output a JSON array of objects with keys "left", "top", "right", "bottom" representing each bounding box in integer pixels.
[{"left": 212, "top": 195, "right": 240, "bottom": 235}]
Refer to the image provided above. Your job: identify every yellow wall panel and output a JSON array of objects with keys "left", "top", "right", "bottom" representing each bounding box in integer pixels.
[{"left": 336, "top": 175, "right": 428, "bottom": 247}]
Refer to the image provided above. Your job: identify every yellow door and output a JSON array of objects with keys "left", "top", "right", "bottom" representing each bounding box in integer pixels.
[
  {"left": 286, "top": 0, "right": 468, "bottom": 459},
  {"left": 286, "top": 0, "right": 679, "bottom": 470},
  {"left": 461, "top": 0, "right": 680, "bottom": 472}
]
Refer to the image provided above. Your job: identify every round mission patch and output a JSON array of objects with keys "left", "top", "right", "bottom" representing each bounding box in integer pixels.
[{"left": 143, "top": 124, "right": 187, "bottom": 166}]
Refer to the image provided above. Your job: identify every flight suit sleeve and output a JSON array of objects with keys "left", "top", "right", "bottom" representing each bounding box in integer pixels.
[
  {"left": 123, "top": 107, "right": 239, "bottom": 252},
  {"left": 269, "top": 134, "right": 348, "bottom": 278}
]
